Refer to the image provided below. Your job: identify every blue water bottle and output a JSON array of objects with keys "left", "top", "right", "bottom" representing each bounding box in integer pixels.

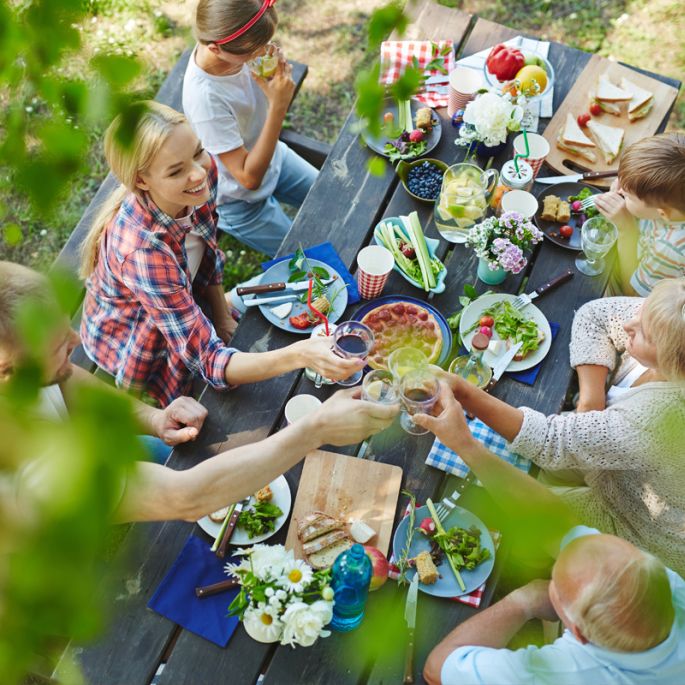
[{"left": 329, "top": 543, "right": 372, "bottom": 632}]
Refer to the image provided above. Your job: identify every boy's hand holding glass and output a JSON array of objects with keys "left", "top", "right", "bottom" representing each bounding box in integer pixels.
[{"left": 399, "top": 368, "right": 440, "bottom": 435}]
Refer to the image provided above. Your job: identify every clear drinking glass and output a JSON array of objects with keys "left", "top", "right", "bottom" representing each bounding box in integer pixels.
[
  {"left": 399, "top": 368, "right": 440, "bottom": 435},
  {"left": 305, "top": 322, "right": 337, "bottom": 387},
  {"left": 575, "top": 217, "right": 618, "bottom": 276},
  {"left": 333, "top": 321, "right": 375, "bottom": 387},
  {"left": 387, "top": 347, "right": 428, "bottom": 382},
  {"left": 362, "top": 370, "right": 399, "bottom": 404},
  {"left": 247, "top": 42, "right": 279, "bottom": 79}
]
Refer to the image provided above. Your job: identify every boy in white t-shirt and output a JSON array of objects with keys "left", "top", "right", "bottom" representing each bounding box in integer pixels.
[{"left": 183, "top": 0, "right": 318, "bottom": 257}]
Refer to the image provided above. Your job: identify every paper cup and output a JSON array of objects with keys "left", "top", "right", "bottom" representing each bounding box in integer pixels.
[
  {"left": 513, "top": 133, "right": 550, "bottom": 178},
  {"left": 501, "top": 190, "right": 539, "bottom": 219},
  {"left": 448, "top": 67, "right": 482, "bottom": 117},
  {"left": 356, "top": 245, "right": 394, "bottom": 299},
  {"left": 284, "top": 394, "right": 322, "bottom": 424}
]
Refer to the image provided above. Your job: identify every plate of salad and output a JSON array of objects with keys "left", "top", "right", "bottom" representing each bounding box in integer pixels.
[
  {"left": 197, "top": 475, "right": 291, "bottom": 546},
  {"left": 459, "top": 294, "right": 552, "bottom": 372},
  {"left": 374, "top": 212, "right": 447, "bottom": 293},
  {"left": 255, "top": 251, "right": 348, "bottom": 334},
  {"left": 361, "top": 98, "right": 442, "bottom": 162},
  {"left": 392, "top": 504, "right": 495, "bottom": 597}
]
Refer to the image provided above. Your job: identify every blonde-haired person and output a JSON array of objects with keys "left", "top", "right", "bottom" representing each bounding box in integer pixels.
[
  {"left": 433, "top": 278, "right": 685, "bottom": 574},
  {"left": 413, "top": 386, "right": 685, "bottom": 685},
  {"left": 594, "top": 131, "right": 685, "bottom": 295},
  {"left": 182, "top": 0, "right": 317, "bottom": 257},
  {"left": 80, "top": 102, "right": 362, "bottom": 407}
]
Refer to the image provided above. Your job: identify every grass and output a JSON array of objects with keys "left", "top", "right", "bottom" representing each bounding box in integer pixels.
[{"left": 1, "top": 0, "right": 682, "bottom": 288}]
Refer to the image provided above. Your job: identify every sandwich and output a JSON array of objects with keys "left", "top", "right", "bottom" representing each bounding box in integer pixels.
[
  {"left": 587, "top": 120, "right": 625, "bottom": 164},
  {"left": 620, "top": 77, "right": 654, "bottom": 121},
  {"left": 556, "top": 113, "right": 597, "bottom": 163},
  {"left": 591, "top": 74, "right": 632, "bottom": 115}
]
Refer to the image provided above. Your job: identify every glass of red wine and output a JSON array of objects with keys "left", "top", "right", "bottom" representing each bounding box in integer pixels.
[
  {"left": 399, "top": 368, "right": 440, "bottom": 435},
  {"left": 332, "top": 321, "right": 375, "bottom": 386}
]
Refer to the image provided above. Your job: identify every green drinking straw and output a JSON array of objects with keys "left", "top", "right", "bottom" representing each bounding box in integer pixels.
[{"left": 513, "top": 129, "right": 530, "bottom": 178}]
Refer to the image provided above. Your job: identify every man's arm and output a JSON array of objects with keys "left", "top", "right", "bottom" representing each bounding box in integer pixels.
[{"left": 114, "top": 389, "right": 398, "bottom": 522}]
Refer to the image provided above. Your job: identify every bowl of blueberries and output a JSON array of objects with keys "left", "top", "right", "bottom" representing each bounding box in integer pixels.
[{"left": 396, "top": 158, "right": 448, "bottom": 204}]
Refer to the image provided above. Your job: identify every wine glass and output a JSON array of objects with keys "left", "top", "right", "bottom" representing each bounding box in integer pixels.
[
  {"left": 387, "top": 347, "right": 428, "bottom": 383},
  {"left": 332, "top": 321, "right": 375, "bottom": 387},
  {"left": 399, "top": 368, "right": 440, "bottom": 435},
  {"left": 362, "top": 370, "right": 399, "bottom": 404},
  {"left": 575, "top": 217, "right": 618, "bottom": 277}
]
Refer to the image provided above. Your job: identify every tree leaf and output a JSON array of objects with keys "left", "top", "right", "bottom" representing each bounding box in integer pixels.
[{"left": 367, "top": 156, "right": 387, "bottom": 177}]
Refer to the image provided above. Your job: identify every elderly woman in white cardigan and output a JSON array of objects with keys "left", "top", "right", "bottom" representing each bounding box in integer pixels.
[{"left": 441, "top": 277, "right": 685, "bottom": 574}]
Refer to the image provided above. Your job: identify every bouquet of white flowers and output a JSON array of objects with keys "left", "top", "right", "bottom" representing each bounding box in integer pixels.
[
  {"left": 467, "top": 211, "right": 543, "bottom": 274},
  {"left": 455, "top": 91, "right": 524, "bottom": 148},
  {"left": 226, "top": 544, "right": 334, "bottom": 647}
]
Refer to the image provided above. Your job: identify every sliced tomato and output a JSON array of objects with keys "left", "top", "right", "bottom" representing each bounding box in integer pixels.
[{"left": 289, "top": 312, "right": 314, "bottom": 329}]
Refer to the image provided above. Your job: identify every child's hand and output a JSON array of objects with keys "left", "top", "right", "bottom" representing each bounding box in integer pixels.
[
  {"left": 594, "top": 191, "right": 637, "bottom": 231},
  {"left": 255, "top": 59, "right": 295, "bottom": 115}
]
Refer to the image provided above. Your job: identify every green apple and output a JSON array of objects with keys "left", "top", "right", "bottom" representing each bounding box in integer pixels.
[{"left": 523, "top": 53, "right": 547, "bottom": 71}]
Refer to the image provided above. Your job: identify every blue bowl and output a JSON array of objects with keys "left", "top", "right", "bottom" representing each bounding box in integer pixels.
[{"left": 373, "top": 217, "right": 447, "bottom": 294}]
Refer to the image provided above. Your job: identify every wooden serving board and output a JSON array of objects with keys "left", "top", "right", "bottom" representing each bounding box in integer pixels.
[
  {"left": 285, "top": 449, "right": 403, "bottom": 559},
  {"left": 543, "top": 53, "right": 679, "bottom": 186}
]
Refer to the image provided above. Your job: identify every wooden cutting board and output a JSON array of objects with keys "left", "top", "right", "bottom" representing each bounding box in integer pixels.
[
  {"left": 285, "top": 449, "right": 403, "bottom": 559},
  {"left": 543, "top": 53, "right": 679, "bottom": 186}
]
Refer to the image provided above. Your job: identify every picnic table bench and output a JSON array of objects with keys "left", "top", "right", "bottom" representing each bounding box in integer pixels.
[{"left": 61, "top": 3, "right": 681, "bottom": 684}]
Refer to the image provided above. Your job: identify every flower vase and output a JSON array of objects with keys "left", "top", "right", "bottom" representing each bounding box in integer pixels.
[
  {"left": 477, "top": 257, "right": 507, "bottom": 285},
  {"left": 468, "top": 140, "right": 507, "bottom": 160}
]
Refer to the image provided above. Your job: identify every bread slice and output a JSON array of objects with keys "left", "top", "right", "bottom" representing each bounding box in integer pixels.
[
  {"left": 308, "top": 538, "right": 353, "bottom": 570},
  {"left": 620, "top": 77, "right": 654, "bottom": 121},
  {"left": 302, "top": 529, "right": 350, "bottom": 556},
  {"left": 297, "top": 511, "right": 344, "bottom": 543},
  {"left": 587, "top": 120, "right": 625, "bottom": 164},
  {"left": 596, "top": 74, "right": 632, "bottom": 102}
]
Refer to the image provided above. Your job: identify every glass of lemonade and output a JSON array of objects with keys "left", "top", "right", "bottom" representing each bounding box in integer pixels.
[
  {"left": 362, "top": 370, "right": 399, "bottom": 404},
  {"left": 575, "top": 217, "right": 618, "bottom": 276},
  {"left": 387, "top": 347, "right": 428, "bottom": 382},
  {"left": 434, "top": 163, "right": 499, "bottom": 243},
  {"left": 248, "top": 43, "right": 279, "bottom": 79}
]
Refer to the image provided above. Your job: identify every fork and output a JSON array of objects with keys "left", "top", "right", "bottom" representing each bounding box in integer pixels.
[
  {"left": 511, "top": 270, "right": 574, "bottom": 310},
  {"left": 580, "top": 196, "right": 596, "bottom": 210},
  {"left": 434, "top": 489, "right": 462, "bottom": 521}
]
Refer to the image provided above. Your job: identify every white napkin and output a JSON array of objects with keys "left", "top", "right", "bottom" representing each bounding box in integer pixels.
[{"left": 456, "top": 36, "right": 553, "bottom": 132}]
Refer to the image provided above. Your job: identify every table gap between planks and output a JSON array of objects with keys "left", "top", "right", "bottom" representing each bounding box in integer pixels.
[{"left": 73, "top": 4, "right": 681, "bottom": 685}]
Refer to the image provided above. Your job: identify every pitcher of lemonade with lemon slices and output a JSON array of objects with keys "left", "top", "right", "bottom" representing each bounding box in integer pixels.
[{"left": 434, "top": 163, "right": 499, "bottom": 244}]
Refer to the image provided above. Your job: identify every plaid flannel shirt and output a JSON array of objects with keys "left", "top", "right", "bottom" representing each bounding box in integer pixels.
[{"left": 81, "top": 156, "right": 236, "bottom": 406}]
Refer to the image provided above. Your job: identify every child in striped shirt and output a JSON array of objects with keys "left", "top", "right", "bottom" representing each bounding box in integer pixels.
[{"left": 595, "top": 132, "right": 685, "bottom": 296}]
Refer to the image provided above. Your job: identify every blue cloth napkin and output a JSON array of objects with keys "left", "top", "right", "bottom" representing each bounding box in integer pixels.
[
  {"left": 148, "top": 535, "right": 241, "bottom": 647},
  {"left": 261, "top": 241, "right": 360, "bottom": 305},
  {"left": 507, "top": 321, "right": 560, "bottom": 385},
  {"left": 426, "top": 416, "right": 531, "bottom": 480}
]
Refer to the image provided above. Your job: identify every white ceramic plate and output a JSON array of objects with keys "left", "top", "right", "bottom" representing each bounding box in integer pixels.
[
  {"left": 197, "top": 475, "right": 291, "bottom": 545},
  {"left": 459, "top": 293, "right": 552, "bottom": 373}
]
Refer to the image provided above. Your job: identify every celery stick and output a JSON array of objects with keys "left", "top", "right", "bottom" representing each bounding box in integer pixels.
[
  {"left": 403, "top": 212, "right": 435, "bottom": 291},
  {"left": 426, "top": 498, "right": 466, "bottom": 592}
]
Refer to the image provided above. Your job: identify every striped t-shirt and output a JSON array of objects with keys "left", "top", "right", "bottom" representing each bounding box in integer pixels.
[{"left": 630, "top": 218, "right": 685, "bottom": 296}]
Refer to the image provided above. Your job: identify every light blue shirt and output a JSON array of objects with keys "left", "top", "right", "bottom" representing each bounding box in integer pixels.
[{"left": 441, "top": 526, "right": 685, "bottom": 685}]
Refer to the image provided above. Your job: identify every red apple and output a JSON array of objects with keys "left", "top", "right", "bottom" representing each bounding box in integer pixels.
[{"left": 364, "top": 545, "right": 389, "bottom": 591}]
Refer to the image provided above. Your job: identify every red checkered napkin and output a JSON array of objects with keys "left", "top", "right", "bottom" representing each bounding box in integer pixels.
[
  {"left": 388, "top": 502, "right": 501, "bottom": 608},
  {"left": 380, "top": 40, "right": 455, "bottom": 108}
]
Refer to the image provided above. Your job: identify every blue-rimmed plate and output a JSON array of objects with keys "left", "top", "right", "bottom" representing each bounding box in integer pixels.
[
  {"left": 374, "top": 217, "right": 447, "bottom": 294},
  {"left": 253, "top": 259, "right": 348, "bottom": 334},
  {"left": 392, "top": 504, "right": 495, "bottom": 597},
  {"left": 351, "top": 295, "right": 452, "bottom": 368}
]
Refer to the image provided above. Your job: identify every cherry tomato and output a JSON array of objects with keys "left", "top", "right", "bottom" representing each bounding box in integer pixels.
[
  {"left": 589, "top": 102, "right": 602, "bottom": 116},
  {"left": 559, "top": 224, "right": 574, "bottom": 239},
  {"left": 577, "top": 112, "right": 591, "bottom": 127},
  {"left": 383, "top": 111, "right": 394, "bottom": 124},
  {"left": 289, "top": 313, "right": 313, "bottom": 329},
  {"left": 479, "top": 315, "right": 495, "bottom": 327},
  {"left": 480, "top": 325, "right": 493, "bottom": 337}
]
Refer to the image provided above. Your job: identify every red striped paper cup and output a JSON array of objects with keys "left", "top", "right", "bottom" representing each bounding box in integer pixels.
[
  {"left": 356, "top": 245, "right": 394, "bottom": 299},
  {"left": 447, "top": 67, "right": 482, "bottom": 117},
  {"left": 513, "top": 133, "right": 550, "bottom": 178}
]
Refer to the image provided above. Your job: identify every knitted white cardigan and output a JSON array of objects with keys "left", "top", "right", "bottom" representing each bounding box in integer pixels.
[{"left": 509, "top": 297, "right": 685, "bottom": 572}]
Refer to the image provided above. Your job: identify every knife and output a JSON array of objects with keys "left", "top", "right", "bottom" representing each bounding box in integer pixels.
[
  {"left": 215, "top": 497, "right": 250, "bottom": 559},
  {"left": 515, "top": 270, "right": 574, "bottom": 309},
  {"left": 536, "top": 170, "right": 618, "bottom": 185},
  {"left": 243, "top": 293, "right": 300, "bottom": 308},
  {"left": 237, "top": 277, "right": 335, "bottom": 297},
  {"left": 492, "top": 341, "right": 523, "bottom": 382},
  {"left": 195, "top": 579, "right": 238, "bottom": 599},
  {"left": 403, "top": 573, "right": 420, "bottom": 684}
]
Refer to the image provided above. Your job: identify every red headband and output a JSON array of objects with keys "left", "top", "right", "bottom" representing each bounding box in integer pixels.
[{"left": 215, "top": 0, "right": 277, "bottom": 46}]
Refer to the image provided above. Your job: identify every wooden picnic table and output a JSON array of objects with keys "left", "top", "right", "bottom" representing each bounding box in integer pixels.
[{"left": 73, "top": 4, "right": 681, "bottom": 685}]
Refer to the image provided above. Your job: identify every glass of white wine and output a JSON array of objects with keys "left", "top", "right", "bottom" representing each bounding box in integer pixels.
[{"left": 575, "top": 217, "right": 618, "bottom": 277}]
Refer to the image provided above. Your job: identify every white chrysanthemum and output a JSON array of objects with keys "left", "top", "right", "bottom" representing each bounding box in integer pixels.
[
  {"left": 243, "top": 605, "right": 283, "bottom": 643},
  {"left": 460, "top": 91, "right": 523, "bottom": 146},
  {"left": 280, "top": 600, "right": 334, "bottom": 648},
  {"left": 278, "top": 559, "right": 314, "bottom": 593},
  {"left": 237, "top": 544, "right": 292, "bottom": 581}
]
